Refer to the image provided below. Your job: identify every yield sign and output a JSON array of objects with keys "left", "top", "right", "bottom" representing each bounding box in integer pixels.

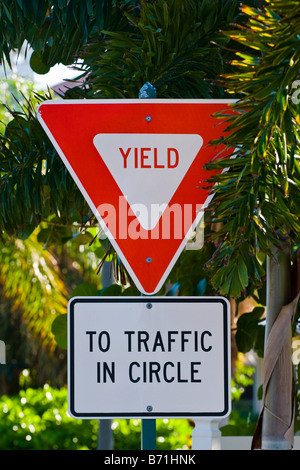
[{"left": 38, "top": 99, "right": 234, "bottom": 295}]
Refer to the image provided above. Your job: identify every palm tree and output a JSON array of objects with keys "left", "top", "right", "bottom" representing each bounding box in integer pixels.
[{"left": 206, "top": 0, "right": 300, "bottom": 449}]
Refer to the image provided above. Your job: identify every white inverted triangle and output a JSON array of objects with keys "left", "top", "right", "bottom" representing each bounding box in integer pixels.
[{"left": 93, "top": 133, "right": 203, "bottom": 230}]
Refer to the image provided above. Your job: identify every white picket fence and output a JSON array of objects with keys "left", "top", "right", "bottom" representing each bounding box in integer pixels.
[
  {"left": 220, "top": 436, "right": 300, "bottom": 450},
  {"left": 191, "top": 420, "right": 300, "bottom": 450},
  {"left": 203, "top": 436, "right": 300, "bottom": 450}
]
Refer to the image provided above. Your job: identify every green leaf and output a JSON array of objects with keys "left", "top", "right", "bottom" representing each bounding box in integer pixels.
[
  {"left": 29, "top": 51, "right": 51, "bottom": 74},
  {"left": 51, "top": 314, "right": 67, "bottom": 349},
  {"left": 237, "top": 259, "right": 248, "bottom": 289},
  {"left": 257, "top": 384, "right": 263, "bottom": 401},
  {"left": 235, "top": 328, "right": 254, "bottom": 354},
  {"left": 122, "top": 285, "right": 140, "bottom": 296},
  {"left": 235, "top": 307, "right": 265, "bottom": 353},
  {"left": 16, "top": 222, "right": 37, "bottom": 240},
  {"left": 257, "top": 126, "right": 269, "bottom": 158},
  {"left": 99, "top": 284, "right": 123, "bottom": 296},
  {"left": 37, "top": 226, "right": 73, "bottom": 248},
  {"left": 230, "top": 272, "right": 243, "bottom": 299},
  {"left": 70, "top": 231, "right": 94, "bottom": 245},
  {"left": 253, "top": 324, "right": 265, "bottom": 358},
  {"left": 70, "top": 283, "right": 99, "bottom": 297}
]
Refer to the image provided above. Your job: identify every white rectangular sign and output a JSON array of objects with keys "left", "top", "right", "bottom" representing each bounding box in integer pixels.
[{"left": 68, "top": 297, "right": 231, "bottom": 419}]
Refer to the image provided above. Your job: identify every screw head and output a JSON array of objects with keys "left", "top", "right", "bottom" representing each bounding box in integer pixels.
[
  {"left": 146, "top": 257, "right": 152, "bottom": 263},
  {"left": 146, "top": 405, "right": 153, "bottom": 412},
  {"left": 145, "top": 115, "right": 152, "bottom": 122},
  {"left": 146, "top": 302, "right": 152, "bottom": 309}
]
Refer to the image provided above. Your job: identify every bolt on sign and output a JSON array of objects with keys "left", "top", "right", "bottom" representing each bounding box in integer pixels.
[
  {"left": 68, "top": 297, "right": 231, "bottom": 419},
  {"left": 38, "top": 99, "right": 235, "bottom": 295}
]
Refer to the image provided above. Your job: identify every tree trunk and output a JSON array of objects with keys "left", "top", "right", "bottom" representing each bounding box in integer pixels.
[{"left": 261, "top": 245, "right": 293, "bottom": 450}]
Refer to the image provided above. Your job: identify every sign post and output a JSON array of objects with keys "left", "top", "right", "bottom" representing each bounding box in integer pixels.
[
  {"left": 139, "top": 83, "right": 157, "bottom": 451},
  {"left": 38, "top": 98, "right": 234, "bottom": 450}
]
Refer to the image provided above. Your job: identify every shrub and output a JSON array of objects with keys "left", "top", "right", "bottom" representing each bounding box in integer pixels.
[
  {"left": 0, "top": 384, "right": 193, "bottom": 450},
  {"left": 0, "top": 385, "right": 98, "bottom": 450}
]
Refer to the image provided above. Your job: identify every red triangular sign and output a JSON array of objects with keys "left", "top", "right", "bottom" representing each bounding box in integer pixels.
[{"left": 38, "top": 99, "right": 234, "bottom": 294}]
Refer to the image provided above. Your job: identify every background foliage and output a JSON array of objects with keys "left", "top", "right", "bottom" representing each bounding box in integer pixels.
[
  {"left": 79, "top": 0, "right": 238, "bottom": 99},
  {"left": 0, "top": 383, "right": 194, "bottom": 450},
  {"left": 205, "top": 1, "right": 300, "bottom": 301},
  {"left": 0, "top": 360, "right": 256, "bottom": 450}
]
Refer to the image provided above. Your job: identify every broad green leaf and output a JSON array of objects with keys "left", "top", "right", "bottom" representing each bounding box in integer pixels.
[
  {"left": 70, "top": 231, "right": 94, "bottom": 245},
  {"left": 51, "top": 314, "right": 67, "bottom": 349},
  {"left": 235, "top": 328, "right": 254, "bottom": 354},
  {"left": 29, "top": 51, "right": 51, "bottom": 75},
  {"left": 100, "top": 284, "right": 123, "bottom": 296},
  {"left": 235, "top": 307, "right": 265, "bottom": 353},
  {"left": 70, "top": 283, "right": 99, "bottom": 297}
]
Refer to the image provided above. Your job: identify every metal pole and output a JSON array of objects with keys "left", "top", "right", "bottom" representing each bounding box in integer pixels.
[
  {"left": 97, "top": 261, "right": 114, "bottom": 450},
  {"left": 141, "top": 419, "right": 156, "bottom": 450},
  {"left": 139, "top": 81, "right": 157, "bottom": 451},
  {"left": 97, "top": 419, "right": 114, "bottom": 450},
  {"left": 140, "top": 290, "right": 156, "bottom": 450}
]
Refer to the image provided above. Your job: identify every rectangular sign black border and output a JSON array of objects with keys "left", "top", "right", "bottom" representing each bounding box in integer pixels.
[{"left": 68, "top": 296, "right": 230, "bottom": 419}]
